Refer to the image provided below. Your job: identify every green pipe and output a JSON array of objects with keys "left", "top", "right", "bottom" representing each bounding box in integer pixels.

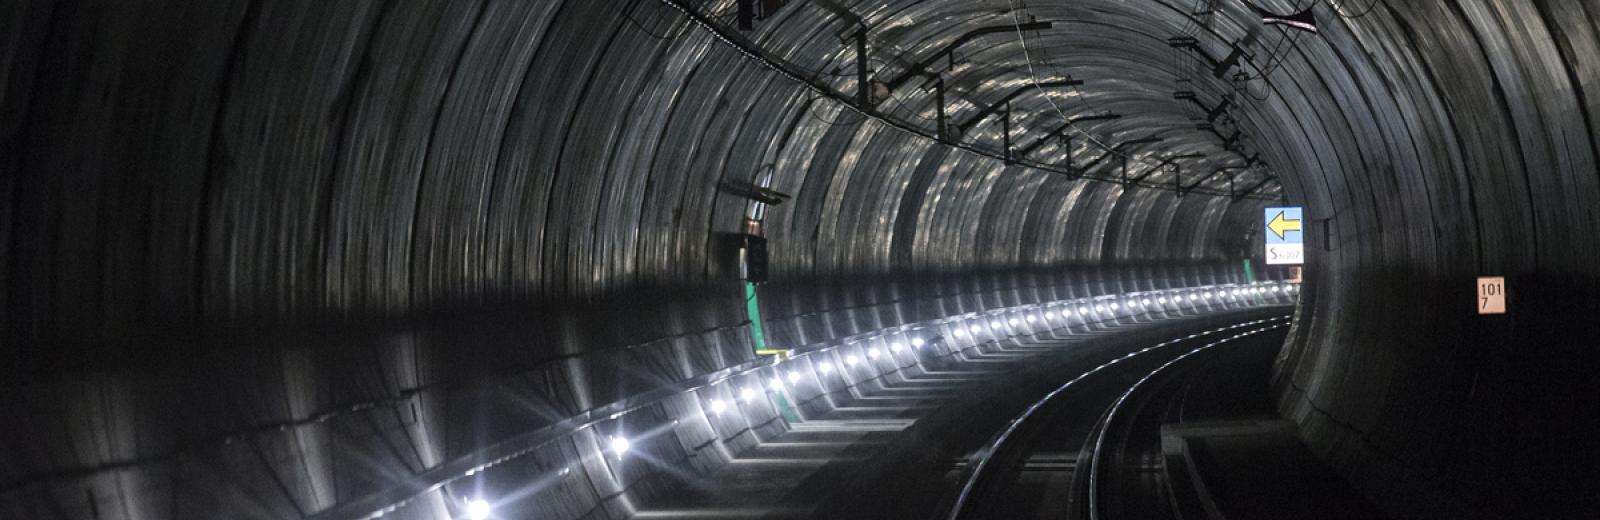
[
  {"left": 744, "top": 280, "right": 768, "bottom": 351},
  {"left": 744, "top": 280, "right": 799, "bottom": 422}
]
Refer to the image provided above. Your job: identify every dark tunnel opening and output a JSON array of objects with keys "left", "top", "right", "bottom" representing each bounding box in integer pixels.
[{"left": 2, "top": 0, "right": 1597, "bottom": 518}]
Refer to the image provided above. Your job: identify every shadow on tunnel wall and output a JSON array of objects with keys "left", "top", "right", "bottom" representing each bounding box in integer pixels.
[
  {"left": 4, "top": 0, "right": 1598, "bottom": 517},
  {"left": 1252, "top": 2, "right": 1600, "bottom": 517},
  {"left": 0, "top": 259, "right": 1249, "bottom": 517},
  {"left": 0, "top": 3, "right": 1260, "bottom": 514},
  {"left": 1276, "top": 267, "right": 1600, "bottom": 519}
]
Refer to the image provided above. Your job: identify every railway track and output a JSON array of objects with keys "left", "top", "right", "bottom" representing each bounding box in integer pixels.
[{"left": 948, "top": 316, "right": 1292, "bottom": 520}]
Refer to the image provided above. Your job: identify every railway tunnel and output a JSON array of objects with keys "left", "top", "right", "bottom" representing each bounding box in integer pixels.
[{"left": 2, "top": 0, "right": 1597, "bottom": 518}]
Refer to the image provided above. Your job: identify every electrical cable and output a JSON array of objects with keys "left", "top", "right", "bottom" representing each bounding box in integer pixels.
[
  {"left": 1007, "top": 0, "right": 1258, "bottom": 191},
  {"left": 1008, "top": 1, "right": 1166, "bottom": 173},
  {"left": 648, "top": 0, "right": 1270, "bottom": 198},
  {"left": 880, "top": 82, "right": 944, "bottom": 123},
  {"left": 804, "top": 96, "right": 867, "bottom": 126},
  {"left": 1241, "top": 0, "right": 1320, "bottom": 13},
  {"left": 623, "top": 0, "right": 693, "bottom": 40},
  {"left": 1326, "top": 0, "right": 1382, "bottom": 19}
]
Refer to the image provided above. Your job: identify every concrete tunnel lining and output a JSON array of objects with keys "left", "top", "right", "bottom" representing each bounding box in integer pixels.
[{"left": 1, "top": 0, "right": 1596, "bottom": 518}]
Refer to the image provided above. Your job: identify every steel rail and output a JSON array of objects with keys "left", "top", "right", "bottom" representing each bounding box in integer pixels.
[
  {"left": 1085, "top": 322, "right": 1291, "bottom": 520},
  {"left": 947, "top": 314, "right": 1292, "bottom": 519}
]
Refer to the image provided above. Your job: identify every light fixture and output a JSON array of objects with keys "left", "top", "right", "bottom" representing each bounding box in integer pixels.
[
  {"left": 846, "top": 355, "right": 860, "bottom": 366},
  {"left": 1142, "top": 299, "right": 1152, "bottom": 305},
  {"left": 1079, "top": 307, "right": 1089, "bottom": 314},
  {"left": 867, "top": 348, "right": 882, "bottom": 359},
  {"left": 990, "top": 321, "right": 1003, "bottom": 329},
  {"left": 740, "top": 387, "right": 757, "bottom": 402},
  {"left": 787, "top": 371, "right": 801, "bottom": 384},
  {"left": 1110, "top": 303, "right": 1120, "bottom": 310},
  {"left": 1026, "top": 315, "right": 1037, "bottom": 323},
  {"left": 891, "top": 342, "right": 906, "bottom": 352},
  {"left": 1008, "top": 318, "right": 1019, "bottom": 326},
  {"left": 708, "top": 399, "right": 727, "bottom": 415},
  {"left": 609, "top": 436, "right": 631, "bottom": 456},
  {"left": 910, "top": 337, "right": 926, "bottom": 347},
  {"left": 969, "top": 325, "right": 983, "bottom": 334},
  {"left": 768, "top": 378, "right": 783, "bottom": 391},
  {"left": 952, "top": 328, "right": 966, "bottom": 337},
  {"left": 1095, "top": 305, "right": 1105, "bottom": 313},
  {"left": 466, "top": 498, "right": 492, "bottom": 520},
  {"left": 819, "top": 362, "right": 835, "bottom": 374},
  {"left": 1158, "top": 297, "right": 1168, "bottom": 304}
]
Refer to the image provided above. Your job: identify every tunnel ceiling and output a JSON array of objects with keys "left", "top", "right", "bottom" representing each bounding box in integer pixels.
[{"left": 3, "top": 0, "right": 1598, "bottom": 518}]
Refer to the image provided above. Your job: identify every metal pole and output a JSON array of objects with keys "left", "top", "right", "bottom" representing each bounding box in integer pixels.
[
  {"left": 935, "top": 75, "right": 948, "bottom": 141},
  {"left": 856, "top": 30, "right": 871, "bottom": 107},
  {"left": 737, "top": 0, "right": 755, "bottom": 30},
  {"left": 1063, "top": 134, "right": 1073, "bottom": 171},
  {"left": 1002, "top": 101, "right": 1013, "bottom": 163}
]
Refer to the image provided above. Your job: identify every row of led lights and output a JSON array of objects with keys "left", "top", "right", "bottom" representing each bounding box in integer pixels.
[
  {"left": 443, "top": 282, "right": 1298, "bottom": 519},
  {"left": 455, "top": 335, "right": 946, "bottom": 519},
  {"left": 697, "top": 333, "right": 930, "bottom": 419},
  {"left": 947, "top": 283, "right": 1298, "bottom": 338},
  {"left": 693, "top": 285, "right": 1302, "bottom": 426},
  {"left": 437, "top": 332, "right": 943, "bottom": 517},
  {"left": 574, "top": 285, "right": 1303, "bottom": 518},
  {"left": 457, "top": 427, "right": 642, "bottom": 519},
  {"left": 586, "top": 283, "right": 1306, "bottom": 471},
  {"left": 445, "top": 340, "right": 939, "bottom": 516}
]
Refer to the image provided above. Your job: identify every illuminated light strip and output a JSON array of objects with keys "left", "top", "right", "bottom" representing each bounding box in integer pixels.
[{"left": 327, "top": 283, "right": 1293, "bottom": 519}]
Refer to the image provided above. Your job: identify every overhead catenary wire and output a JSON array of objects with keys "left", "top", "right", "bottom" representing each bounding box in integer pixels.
[
  {"left": 1008, "top": 2, "right": 1169, "bottom": 173},
  {"left": 804, "top": 96, "right": 868, "bottom": 126},
  {"left": 640, "top": 0, "right": 1272, "bottom": 199},
  {"left": 1150, "top": 0, "right": 1317, "bottom": 184},
  {"left": 1327, "top": 0, "right": 1382, "bottom": 19},
  {"left": 1008, "top": 1, "right": 1276, "bottom": 191},
  {"left": 624, "top": 0, "right": 694, "bottom": 40}
]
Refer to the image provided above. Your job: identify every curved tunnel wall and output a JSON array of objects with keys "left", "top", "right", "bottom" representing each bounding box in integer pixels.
[
  {"left": 1262, "top": 2, "right": 1600, "bottom": 517},
  {"left": 4, "top": 0, "right": 1596, "bottom": 518},
  {"left": 0, "top": 1, "right": 1263, "bottom": 517}
]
